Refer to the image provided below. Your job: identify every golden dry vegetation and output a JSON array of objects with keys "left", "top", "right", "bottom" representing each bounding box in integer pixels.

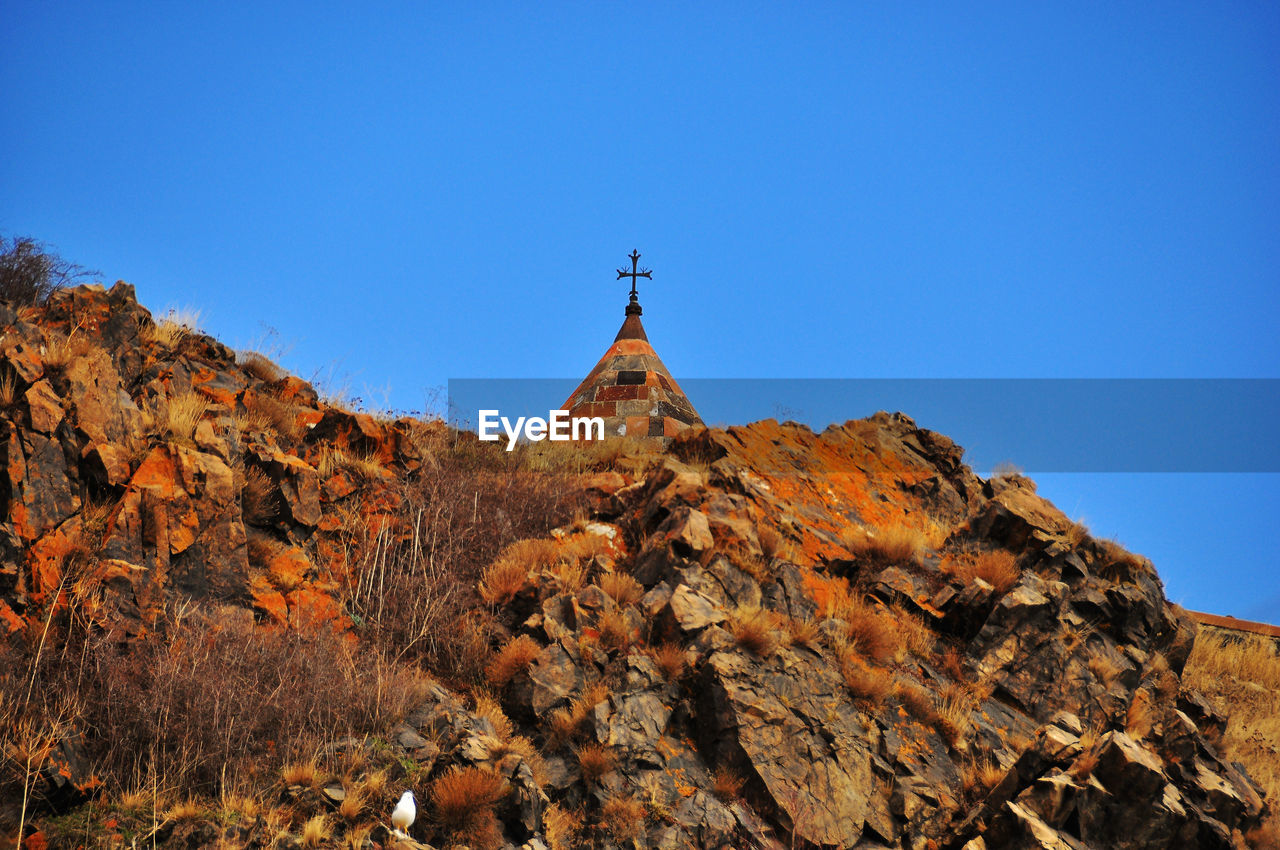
[{"left": 1183, "top": 629, "right": 1280, "bottom": 844}]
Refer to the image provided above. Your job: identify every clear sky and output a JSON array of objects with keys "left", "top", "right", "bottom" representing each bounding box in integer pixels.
[{"left": 3, "top": 3, "right": 1277, "bottom": 620}]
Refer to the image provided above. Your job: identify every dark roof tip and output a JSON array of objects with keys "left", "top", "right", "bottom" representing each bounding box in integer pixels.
[{"left": 614, "top": 311, "right": 649, "bottom": 342}]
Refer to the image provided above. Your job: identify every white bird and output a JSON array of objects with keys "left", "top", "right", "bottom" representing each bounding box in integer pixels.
[{"left": 391, "top": 790, "right": 416, "bottom": 836}]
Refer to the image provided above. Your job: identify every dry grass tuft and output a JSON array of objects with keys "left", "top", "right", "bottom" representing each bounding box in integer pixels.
[
  {"left": 486, "top": 635, "right": 542, "bottom": 686},
  {"left": 544, "top": 802, "right": 582, "bottom": 850},
  {"left": 431, "top": 766, "right": 508, "bottom": 849},
  {"left": 940, "top": 550, "right": 1021, "bottom": 593},
  {"left": 841, "top": 523, "right": 927, "bottom": 567},
  {"left": 315, "top": 445, "right": 386, "bottom": 481},
  {"left": 301, "top": 813, "right": 330, "bottom": 848},
  {"left": 782, "top": 616, "right": 822, "bottom": 650},
  {"left": 1095, "top": 539, "right": 1151, "bottom": 583},
  {"left": 1088, "top": 653, "right": 1125, "bottom": 688},
  {"left": 648, "top": 642, "right": 685, "bottom": 681},
  {"left": 835, "top": 598, "right": 903, "bottom": 664},
  {"left": 597, "top": 607, "right": 634, "bottom": 653},
  {"left": 0, "top": 369, "right": 17, "bottom": 407},
  {"left": 712, "top": 765, "right": 745, "bottom": 801},
  {"left": 473, "top": 692, "right": 514, "bottom": 741},
  {"left": 281, "top": 758, "right": 320, "bottom": 788},
  {"left": 961, "top": 756, "right": 1005, "bottom": 798},
  {"left": 757, "top": 524, "right": 783, "bottom": 560},
  {"left": 146, "top": 308, "right": 202, "bottom": 349},
  {"left": 161, "top": 392, "right": 209, "bottom": 444},
  {"left": 549, "top": 683, "right": 609, "bottom": 746},
  {"left": 246, "top": 393, "right": 302, "bottom": 444},
  {"left": 895, "top": 679, "right": 961, "bottom": 745},
  {"left": 598, "top": 793, "right": 645, "bottom": 842},
  {"left": 479, "top": 538, "right": 561, "bottom": 604},
  {"left": 940, "top": 646, "right": 967, "bottom": 681},
  {"left": 599, "top": 571, "right": 643, "bottom": 607},
  {"left": 163, "top": 798, "right": 203, "bottom": 822},
  {"left": 729, "top": 606, "right": 782, "bottom": 657},
  {"left": 237, "top": 350, "right": 285, "bottom": 383},
  {"left": 550, "top": 559, "right": 588, "bottom": 594},
  {"left": 240, "top": 465, "right": 278, "bottom": 526},
  {"left": 337, "top": 784, "right": 366, "bottom": 820},
  {"left": 840, "top": 654, "right": 893, "bottom": 702},
  {"left": 574, "top": 742, "right": 617, "bottom": 782}
]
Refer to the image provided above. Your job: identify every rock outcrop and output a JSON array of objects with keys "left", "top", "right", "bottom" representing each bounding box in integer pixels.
[{"left": 1, "top": 285, "right": 1270, "bottom": 848}]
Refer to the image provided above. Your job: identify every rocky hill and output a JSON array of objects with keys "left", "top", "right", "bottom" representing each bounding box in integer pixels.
[{"left": 0, "top": 284, "right": 1272, "bottom": 848}]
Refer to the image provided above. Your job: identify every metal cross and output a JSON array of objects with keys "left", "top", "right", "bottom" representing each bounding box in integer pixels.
[{"left": 616, "top": 249, "right": 652, "bottom": 300}]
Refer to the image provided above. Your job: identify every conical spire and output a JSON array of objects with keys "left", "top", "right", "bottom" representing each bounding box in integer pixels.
[{"left": 562, "top": 253, "right": 702, "bottom": 441}]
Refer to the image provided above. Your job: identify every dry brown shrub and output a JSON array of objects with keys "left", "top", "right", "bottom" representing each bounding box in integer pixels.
[
  {"left": 574, "top": 742, "right": 617, "bottom": 782},
  {"left": 161, "top": 392, "right": 209, "bottom": 444},
  {"left": 163, "top": 798, "right": 203, "bottom": 822},
  {"left": 940, "top": 646, "right": 967, "bottom": 680},
  {"left": 486, "top": 635, "right": 542, "bottom": 686},
  {"left": 300, "top": 813, "right": 330, "bottom": 848},
  {"left": 841, "top": 523, "right": 926, "bottom": 567},
  {"left": 550, "top": 559, "right": 588, "bottom": 594},
  {"left": 841, "top": 655, "right": 893, "bottom": 702},
  {"left": 837, "top": 598, "right": 903, "bottom": 664},
  {"left": 757, "top": 524, "right": 782, "bottom": 560},
  {"left": 894, "top": 679, "right": 960, "bottom": 745},
  {"left": 473, "top": 693, "right": 513, "bottom": 741},
  {"left": 598, "top": 793, "right": 645, "bottom": 842},
  {"left": 1125, "top": 689, "right": 1155, "bottom": 740},
  {"left": 315, "top": 446, "right": 386, "bottom": 482},
  {"left": 711, "top": 765, "right": 745, "bottom": 800},
  {"left": 783, "top": 616, "right": 822, "bottom": 650},
  {"left": 281, "top": 759, "right": 320, "bottom": 788},
  {"left": 247, "top": 393, "right": 302, "bottom": 443},
  {"left": 597, "top": 608, "right": 634, "bottom": 653},
  {"left": 337, "top": 784, "right": 366, "bottom": 820},
  {"left": 240, "top": 465, "right": 278, "bottom": 526},
  {"left": 961, "top": 756, "right": 1005, "bottom": 798},
  {"left": 430, "top": 766, "right": 508, "bottom": 849},
  {"left": 1095, "top": 539, "right": 1150, "bottom": 583},
  {"left": 20, "top": 605, "right": 428, "bottom": 800},
  {"left": 544, "top": 802, "right": 582, "bottom": 850},
  {"left": 337, "top": 446, "right": 580, "bottom": 684},
  {"left": 478, "top": 559, "right": 531, "bottom": 606},
  {"left": 1088, "top": 653, "right": 1124, "bottom": 687},
  {"left": 549, "top": 683, "right": 609, "bottom": 746},
  {"left": 599, "top": 572, "right": 643, "bottom": 607},
  {"left": 941, "top": 550, "right": 1020, "bottom": 593},
  {"left": 648, "top": 642, "right": 686, "bottom": 681},
  {"left": 729, "top": 606, "right": 781, "bottom": 657},
  {"left": 237, "top": 350, "right": 285, "bottom": 383}
]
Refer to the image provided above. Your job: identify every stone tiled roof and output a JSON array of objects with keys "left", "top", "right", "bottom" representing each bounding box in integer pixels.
[{"left": 563, "top": 305, "right": 702, "bottom": 441}]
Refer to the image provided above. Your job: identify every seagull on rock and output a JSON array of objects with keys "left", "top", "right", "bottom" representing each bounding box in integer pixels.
[{"left": 391, "top": 790, "right": 416, "bottom": 837}]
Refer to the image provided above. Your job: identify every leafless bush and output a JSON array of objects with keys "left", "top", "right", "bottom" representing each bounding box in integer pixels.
[
  {"left": 0, "top": 234, "right": 98, "bottom": 306},
  {"left": 339, "top": 436, "right": 582, "bottom": 684}
]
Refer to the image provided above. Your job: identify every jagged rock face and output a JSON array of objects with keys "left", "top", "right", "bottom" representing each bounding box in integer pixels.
[
  {"left": 0, "top": 284, "right": 430, "bottom": 639},
  {"left": 470, "top": 419, "right": 1265, "bottom": 848},
  {"left": 1, "top": 286, "right": 1270, "bottom": 848}
]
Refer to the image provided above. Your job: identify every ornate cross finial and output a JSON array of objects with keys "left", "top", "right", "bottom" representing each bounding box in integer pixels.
[{"left": 616, "top": 250, "right": 651, "bottom": 302}]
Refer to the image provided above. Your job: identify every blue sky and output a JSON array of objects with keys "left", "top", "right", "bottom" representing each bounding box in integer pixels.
[{"left": 3, "top": 2, "right": 1277, "bottom": 619}]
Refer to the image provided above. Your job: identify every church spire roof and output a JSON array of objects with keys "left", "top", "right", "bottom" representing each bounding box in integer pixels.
[{"left": 562, "top": 252, "right": 702, "bottom": 441}]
